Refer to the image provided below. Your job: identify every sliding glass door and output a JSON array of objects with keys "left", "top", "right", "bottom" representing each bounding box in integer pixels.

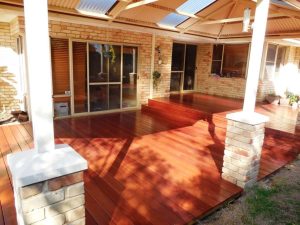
[
  {"left": 170, "top": 43, "right": 197, "bottom": 92},
  {"left": 71, "top": 42, "right": 138, "bottom": 115},
  {"left": 122, "top": 46, "right": 138, "bottom": 108}
]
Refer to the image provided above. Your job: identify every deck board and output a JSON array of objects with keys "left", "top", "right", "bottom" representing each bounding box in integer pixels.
[{"left": 0, "top": 93, "right": 299, "bottom": 225}]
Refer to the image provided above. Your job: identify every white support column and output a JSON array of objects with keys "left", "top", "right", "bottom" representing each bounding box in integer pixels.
[
  {"left": 222, "top": 0, "right": 270, "bottom": 188},
  {"left": 23, "top": 0, "right": 54, "bottom": 153},
  {"left": 243, "top": 0, "right": 270, "bottom": 113},
  {"left": 149, "top": 34, "right": 156, "bottom": 99},
  {"left": 7, "top": 1, "right": 88, "bottom": 224}
]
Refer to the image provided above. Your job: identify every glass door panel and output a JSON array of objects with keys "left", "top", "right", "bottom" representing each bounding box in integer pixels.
[
  {"left": 171, "top": 43, "right": 185, "bottom": 71},
  {"left": 170, "top": 43, "right": 185, "bottom": 92},
  {"left": 73, "top": 42, "right": 88, "bottom": 113},
  {"left": 90, "top": 85, "right": 108, "bottom": 112},
  {"left": 170, "top": 72, "right": 182, "bottom": 92},
  {"left": 122, "top": 46, "right": 138, "bottom": 108},
  {"left": 109, "top": 45, "right": 121, "bottom": 82},
  {"left": 89, "top": 43, "right": 108, "bottom": 82},
  {"left": 183, "top": 45, "right": 197, "bottom": 90},
  {"left": 109, "top": 84, "right": 121, "bottom": 109}
]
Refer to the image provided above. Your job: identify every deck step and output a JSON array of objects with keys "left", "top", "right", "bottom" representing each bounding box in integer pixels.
[{"left": 142, "top": 99, "right": 228, "bottom": 128}]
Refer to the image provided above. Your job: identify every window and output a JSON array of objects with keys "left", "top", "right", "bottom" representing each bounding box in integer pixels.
[
  {"left": 264, "top": 44, "right": 277, "bottom": 80},
  {"left": 263, "top": 44, "right": 287, "bottom": 80},
  {"left": 211, "top": 44, "right": 249, "bottom": 78},
  {"left": 51, "top": 38, "right": 71, "bottom": 117},
  {"left": 275, "top": 46, "right": 286, "bottom": 72}
]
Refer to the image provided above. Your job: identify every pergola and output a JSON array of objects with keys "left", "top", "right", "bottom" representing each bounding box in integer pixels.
[{"left": 2, "top": 0, "right": 300, "bottom": 224}]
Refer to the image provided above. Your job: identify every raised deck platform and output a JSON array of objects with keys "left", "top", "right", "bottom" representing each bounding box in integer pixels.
[{"left": 0, "top": 93, "right": 299, "bottom": 225}]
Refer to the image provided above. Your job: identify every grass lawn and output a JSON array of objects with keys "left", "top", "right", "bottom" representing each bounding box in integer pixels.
[{"left": 197, "top": 157, "right": 300, "bottom": 225}]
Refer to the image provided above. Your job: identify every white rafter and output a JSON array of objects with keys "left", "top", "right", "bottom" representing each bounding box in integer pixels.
[{"left": 125, "top": 0, "right": 158, "bottom": 10}]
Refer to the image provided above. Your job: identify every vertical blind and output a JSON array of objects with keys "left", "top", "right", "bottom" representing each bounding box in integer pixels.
[{"left": 51, "top": 38, "right": 70, "bottom": 95}]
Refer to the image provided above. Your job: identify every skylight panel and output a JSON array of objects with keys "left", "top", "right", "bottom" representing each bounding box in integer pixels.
[
  {"left": 177, "top": 0, "right": 216, "bottom": 15},
  {"left": 157, "top": 13, "right": 189, "bottom": 28},
  {"left": 76, "top": 0, "right": 117, "bottom": 16}
]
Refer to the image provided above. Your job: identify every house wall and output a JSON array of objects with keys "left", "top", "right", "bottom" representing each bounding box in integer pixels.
[
  {"left": 196, "top": 44, "right": 247, "bottom": 99},
  {"left": 0, "top": 22, "right": 21, "bottom": 112},
  {"left": 196, "top": 43, "right": 300, "bottom": 101},
  {"left": 13, "top": 17, "right": 172, "bottom": 107},
  {"left": 152, "top": 35, "right": 172, "bottom": 98}
]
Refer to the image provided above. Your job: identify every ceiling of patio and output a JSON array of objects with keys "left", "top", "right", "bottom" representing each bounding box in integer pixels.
[{"left": 0, "top": 0, "right": 300, "bottom": 40}]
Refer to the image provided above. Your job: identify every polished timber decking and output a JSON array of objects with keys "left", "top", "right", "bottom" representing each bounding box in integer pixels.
[{"left": 1, "top": 93, "right": 300, "bottom": 225}]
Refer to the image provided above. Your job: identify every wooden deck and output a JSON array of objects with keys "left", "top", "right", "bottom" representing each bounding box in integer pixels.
[{"left": 1, "top": 93, "right": 300, "bottom": 225}]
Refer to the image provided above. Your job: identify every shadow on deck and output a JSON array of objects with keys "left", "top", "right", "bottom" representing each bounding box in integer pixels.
[{"left": 0, "top": 93, "right": 299, "bottom": 225}]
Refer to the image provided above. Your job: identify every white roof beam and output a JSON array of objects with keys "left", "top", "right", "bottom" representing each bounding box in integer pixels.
[
  {"left": 198, "top": 12, "right": 285, "bottom": 25},
  {"left": 125, "top": 0, "right": 158, "bottom": 10}
]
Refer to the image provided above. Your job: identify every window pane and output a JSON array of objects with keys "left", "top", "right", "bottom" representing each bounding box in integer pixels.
[
  {"left": 212, "top": 45, "right": 223, "bottom": 60},
  {"left": 171, "top": 43, "right": 185, "bottom": 71},
  {"left": 89, "top": 43, "right": 108, "bottom": 82},
  {"left": 109, "top": 45, "right": 121, "bottom": 82},
  {"left": 264, "top": 62, "right": 275, "bottom": 80},
  {"left": 73, "top": 42, "right": 88, "bottom": 113},
  {"left": 170, "top": 72, "right": 182, "bottom": 92},
  {"left": 275, "top": 46, "right": 286, "bottom": 72},
  {"left": 184, "top": 45, "right": 197, "bottom": 90},
  {"left": 109, "top": 84, "right": 120, "bottom": 110},
  {"left": 266, "top": 44, "right": 277, "bottom": 62},
  {"left": 211, "top": 61, "right": 222, "bottom": 75},
  {"left": 222, "top": 44, "right": 249, "bottom": 78},
  {"left": 90, "top": 85, "right": 108, "bottom": 111},
  {"left": 122, "top": 46, "right": 138, "bottom": 108}
]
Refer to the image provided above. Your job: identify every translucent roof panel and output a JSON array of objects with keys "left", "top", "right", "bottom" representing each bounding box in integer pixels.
[
  {"left": 158, "top": 13, "right": 189, "bottom": 27},
  {"left": 76, "top": 0, "right": 117, "bottom": 15},
  {"left": 177, "top": 0, "right": 216, "bottom": 15}
]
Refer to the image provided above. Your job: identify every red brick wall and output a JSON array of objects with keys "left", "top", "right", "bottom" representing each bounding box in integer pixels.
[{"left": 152, "top": 36, "right": 172, "bottom": 98}]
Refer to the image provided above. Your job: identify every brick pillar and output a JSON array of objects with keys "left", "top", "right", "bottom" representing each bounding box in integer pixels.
[
  {"left": 7, "top": 145, "right": 87, "bottom": 225},
  {"left": 222, "top": 112, "right": 268, "bottom": 188},
  {"left": 20, "top": 172, "right": 84, "bottom": 225}
]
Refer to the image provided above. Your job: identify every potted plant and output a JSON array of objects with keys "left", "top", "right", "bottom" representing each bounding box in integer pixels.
[
  {"left": 153, "top": 70, "right": 161, "bottom": 89},
  {"left": 266, "top": 92, "right": 280, "bottom": 105},
  {"left": 286, "top": 91, "right": 299, "bottom": 109}
]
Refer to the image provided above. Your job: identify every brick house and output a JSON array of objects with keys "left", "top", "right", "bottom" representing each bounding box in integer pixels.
[{"left": 0, "top": 0, "right": 299, "bottom": 117}]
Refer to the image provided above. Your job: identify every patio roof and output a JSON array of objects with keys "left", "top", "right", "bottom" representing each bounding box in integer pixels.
[{"left": 0, "top": 0, "right": 299, "bottom": 40}]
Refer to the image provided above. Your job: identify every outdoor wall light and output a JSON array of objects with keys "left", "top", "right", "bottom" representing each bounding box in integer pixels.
[
  {"left": 242, "top": 8, "right": 251, "bottom": 32},
  {"left": 156, "top": 46, "right": 162, "bottom": 65}
]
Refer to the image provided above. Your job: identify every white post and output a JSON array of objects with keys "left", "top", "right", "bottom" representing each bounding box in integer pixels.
[
  {"left": 243, "top": 0, "right": 270, "bottom": 112},
  {"left": 222, "top": 0, "right": 270, "bottom": 188},
  {"left": 7, "top": 3, "right": 87, "bottom": 223},
  {"left": 24, "top": 0, "right": 55, "bottom": 153},
  {"left": 150, "top": 34, "right": 155, "bottom": 99}
]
